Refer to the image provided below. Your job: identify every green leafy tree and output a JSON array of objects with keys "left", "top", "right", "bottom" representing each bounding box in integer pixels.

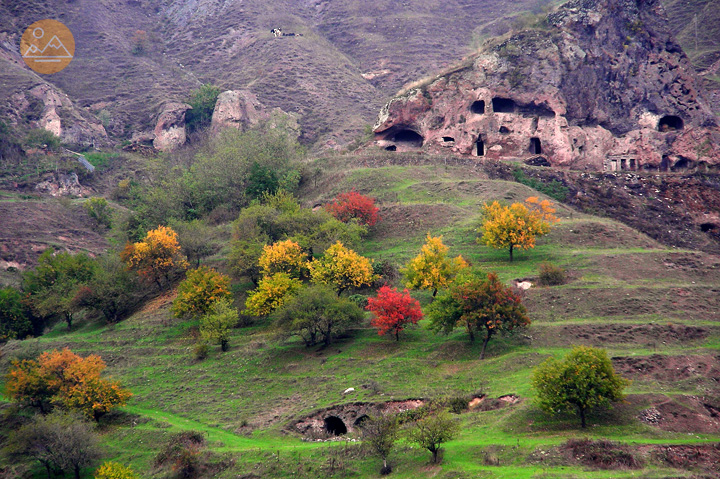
[
  {"left": 402, "top": 234, "right": 468, "bottom": 296},
  {"left": 0, "top": 287, "right": 33, "bottom": 340},
  {"left": 427, "top": 273, "right": 530, "bottom": 359},
  {"left": 182, "top": 126, "right": 302, "bottom": 214},
  {"left": 200, "top": 298, "right": 239, "bottom": 352},
  {"left": 408, "top": 412, "right": 459, "bottom": 464},
  {"left": 171, "top": 219, "right": 218, "bottom": 267},
  {"left": 308, "top": 242, "right": 375, "bottom": 295},
  {"left": 22, "top": 249, "right": 96, "bottom": 330},
  {"left": 246, "top": 161, "right": 281, "bottom": 199},
  {"left": 244, "top": 272, "right": 303, "bottom": 316},
  {"left": 9, "top": 411, "right": 101, "bottom": 479},
  {"left": 185, "top": 83, "right": 221, "bottom": 133},
  {"left": 271, "top": 285, "right": 364, "bottom": 347},
  {"left": 359, "top": 414, "right": 399, "bottom": 474},
  {"left": 75, "top": 254, "right": 138, "bottom": 323},
  {"left": 171, "top": 266, "right": 232, "bottom": 319},
  {"left": 532, "top": 346, "right": 630, "bottom": 428}
]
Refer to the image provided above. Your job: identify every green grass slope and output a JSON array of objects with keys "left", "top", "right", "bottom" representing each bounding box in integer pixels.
[{"left": 2, "top": 156, "right": 719, "bottom": 478}]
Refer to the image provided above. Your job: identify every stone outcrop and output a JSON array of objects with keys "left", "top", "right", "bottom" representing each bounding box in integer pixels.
[
  {"left": 6, "top": 83, "right": 107, "bottom": 148},
  {"left": 210, "top": 90, "right": 270, "bottom": 133},
  {"left": 373, "top": 0, "right": 720, "bottom": 171},
  {"left": 153, "top": 102, "right": 191, "bottom": 151}
]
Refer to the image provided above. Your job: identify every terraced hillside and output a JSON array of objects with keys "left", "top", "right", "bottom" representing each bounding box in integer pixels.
[{"left": 1, "top": 155, "right": 719, "bottom": 478}]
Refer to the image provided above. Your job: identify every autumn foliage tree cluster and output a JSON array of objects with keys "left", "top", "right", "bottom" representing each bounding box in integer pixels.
[
  {"left": 325, "top": 190, "right": 380, "bottom": 227},
  {"left": 5, "top": 348, "right": 132, "bottom": 420}
]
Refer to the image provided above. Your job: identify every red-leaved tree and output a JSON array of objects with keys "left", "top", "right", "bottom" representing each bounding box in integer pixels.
[
  {"left": 367, "top": 285, "right": 423, "bottom": 341},
  {"left": 325, "top": 190, "right": 380, "bottom": 227}
]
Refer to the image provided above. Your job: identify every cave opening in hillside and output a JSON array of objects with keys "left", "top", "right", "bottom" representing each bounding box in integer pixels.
[
  {"left": 701, "top": 223, "right": 717, "bottom": 233},
  {"left": 475, "top": 136, "right": 485, "bottom": 156},
  {"left": 354, "top": 415, "right": 370, "bottom": 427},
  {"left": 499, "top": 126, "right": 510, "bottom": 134},
  {"left": 392, "top": 129, "right": 424, "bottom": 147},
  {"left": 324, "top": 416, "right": 347, "bottom": 436},
  {"left": 660, "top": 156, "right": 670, "bottom": 172},
  {"left": 529, "top": 137, "right": 542, "bottom": 154},
  {"left": 629, "top": 159, "right": 637, "bottom": 170},
  {"left": 470, "top": 100, "right": 485, "bottom": 114},
  {"left": 442, "top": 136, "right": 455, "bottom": 142},
  {"left": 620, "top": 159, "right": 627, "bottom": 170},
  {"left": 658, "top": 115, "right": 684, "bottom": 132},
  {"left": 671, "top": 157, "right": 693, "bottom": 171},
  {"left": 385, "top": 145, "right": 397, "bottom": 151},
  {"left": 492, "top": 97, "right": 516, "bottom": 113},
  {"left": 519, "top": 102, "right": 555, "bottom": 117}
]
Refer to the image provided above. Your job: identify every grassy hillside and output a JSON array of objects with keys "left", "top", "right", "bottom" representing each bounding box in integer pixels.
[{"left": 2, "top": 155, "right": 719, "bottom": 478}]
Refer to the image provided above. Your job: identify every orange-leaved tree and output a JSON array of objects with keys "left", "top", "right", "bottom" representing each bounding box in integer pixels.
[
  {"left": 121, "top": 225, "right": 188, "bottom": 288},
  {"left": 477, "top": 197, "right": 558, "bottom": 261},
  {"left": 308, "top": 241, "right": 375, "bottom": 295},
  {"left": 244, "top": 272, "right": 303, "bottom": 316},
  {"left": 367, "top": 285, "right": 423, "bottom": 341},
  {"left": 402, "top": 234, "right": 468, "bottom": 297},
  {"left": 258, "top": 239, "right": 308, "bottom": 278},
  {"left": 427, "top": 273, "right": 529, "bottom": 359},
  {"left": 171, "top": 266, "right": 232, "bottom": 318},
  {"left": 5, "top": 348, "right": 131, "bottom": 419},
  {"left": 325, "top": 190, "right": 380, "bottom": 227}
]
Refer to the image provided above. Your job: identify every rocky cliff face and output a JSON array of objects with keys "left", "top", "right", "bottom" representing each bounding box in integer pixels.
[{"left": 373, "top": 0, "right": 720, "bottom": 171}]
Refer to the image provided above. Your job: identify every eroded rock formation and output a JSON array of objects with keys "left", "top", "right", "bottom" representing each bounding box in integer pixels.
[
  {"left": 210, "top": 90, "right": 269, "bottom": 133},
  {"left": 153, "top": 102, "right": 191, "bottom": 152},
  {"left": 373, "top": 0, "right": 720, "bottom": 171}
]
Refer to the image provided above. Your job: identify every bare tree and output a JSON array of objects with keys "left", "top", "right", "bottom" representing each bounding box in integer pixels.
[
  {"left": 10, "top": 411, "right": 101, "bottom": 479},
  {"left": 359, "top": 414, "right": 399, "bottom": 474}
]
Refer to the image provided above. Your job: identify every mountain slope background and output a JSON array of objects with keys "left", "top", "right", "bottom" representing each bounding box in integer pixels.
[{"left": 1, "top": 0, "right": 717, "bottom": 148}]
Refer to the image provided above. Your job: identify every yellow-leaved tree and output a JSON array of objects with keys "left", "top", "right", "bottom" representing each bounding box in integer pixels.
[
  {"left": 308, "top": 241, "right": 375, "bottom": 295},
  {"left": 477, "top": 197, "right": 558, "bottom": 261},
  {"left": 402, "top": 234, "right": 468, "bottom": 296},
  {"left": 121, "top": 225, "right": 188, "bottom": 288},
  {"left": 258, "top": 239, "right": 308, "bottom": 278},
  {"left": 171, "top": 266, "right": 232, "bottom": 318},
  {"left": 244, "top": 272, "right": 303, "bottom": 316}
]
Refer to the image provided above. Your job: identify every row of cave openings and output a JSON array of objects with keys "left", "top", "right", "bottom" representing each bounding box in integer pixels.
[
  {"left": 323, "top": 415, "right": 368, "bottom": 436},
  {"left": 385, "top": 95, "right": 684, "bottom": 153}
]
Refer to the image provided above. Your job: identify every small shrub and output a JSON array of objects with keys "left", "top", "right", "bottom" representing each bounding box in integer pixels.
[
  {"left": 24, "top": 128, "right": 61, "bottom": 151},
  {"left": 95, "top": 461, "right": 139, "bottom": 479},
  {"left": 185, "top": 84, "right": 221, "bottom": 133},
  {"left": 565, "top": 438, "right": 643, "bottom": 469},
  {"left": 193, "top": 343, "right": 209, "bottom": 360},
  {"left": 538, "top": 262, "right": 566, "bottom": 286},
  {"left": 447, "top": 396, "right": 468, "bottom": 414},
  {"left": 84, "top": 197, "right": 113, "bottom": 228},
  {"left": 155, "top": 431, "right": 206, "bottom": 478}
]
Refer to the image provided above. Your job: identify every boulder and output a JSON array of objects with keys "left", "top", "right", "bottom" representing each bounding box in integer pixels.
[
  {"left": 210, "top": 90, "right": 269, "bottom": 133},
  {"left": 153, "top": 102, "right": 191, "bottom": 151}
]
